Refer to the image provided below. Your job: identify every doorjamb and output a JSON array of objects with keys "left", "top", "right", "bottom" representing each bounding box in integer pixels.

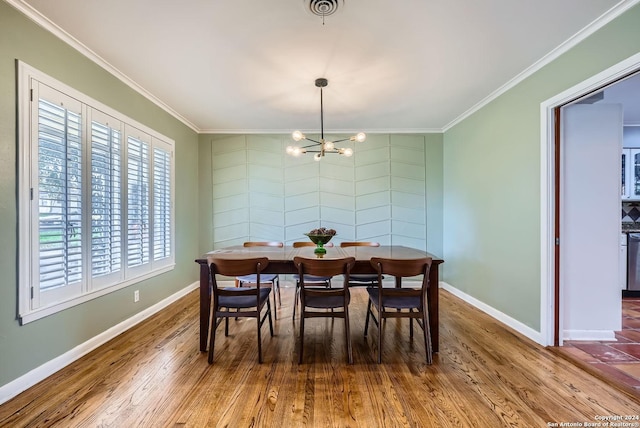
[{"left": 540, "top": 52, "right": 640, "bottom": 346}]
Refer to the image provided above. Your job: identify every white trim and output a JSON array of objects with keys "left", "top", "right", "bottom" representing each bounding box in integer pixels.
[
  {"left": 0, "top": 281, "right": 199, "bottom": 406},
  {"left": 197, "top": 128, "right": 444, "bottom": 135},
  {"left": 540, "top": 52, "right": 640, "bottom": 347},
  {"left": 19, "top": 265, "right": 175, "bottom": 324},
  {"left": 563, "top": 330, "right": 617, "bottom": 342},
  {"left": 440, "top": 282, "right": 544, "bottom": 346},
  {"left": 540, "top": 101, "right": 555, "bottom": 347},
  {"left": 443, "top": 0, "right": 640, "bottom": 132}
]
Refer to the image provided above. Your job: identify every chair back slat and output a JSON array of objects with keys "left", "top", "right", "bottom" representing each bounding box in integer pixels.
[
  {"left": 294, "top": 256, "right": 355, "bottom": 281},
  {"left": 340, "top": 241, "right": 380, "bottom": 247},
  {"left": 370, "top": 257, "right": 431, "bottom": 279},
  {"left": 209, "top": 257, "right": 269, "bottom": 278},
  {"left": 243, "top": 241, "right": 284, "bottom": 248},
  {"left": 292, "top": 241, "right": 334, "bottom": 248}
]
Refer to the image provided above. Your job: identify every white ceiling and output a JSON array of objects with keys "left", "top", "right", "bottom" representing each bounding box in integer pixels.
[
  {"left": 598, "top": 73, "right": 640, "bottom": 124},
  {"left": 12, "top": 0, "right": 640, "bottom": 133}
]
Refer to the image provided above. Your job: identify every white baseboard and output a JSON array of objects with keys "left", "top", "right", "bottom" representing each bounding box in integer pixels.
[
  {"left": 0, "top": 281, "right": 199, "bottom": 406},
  {"left": 440, "top": 282, "right": 545, "bottom": 345},
  {"left": 563, "top": 330, "right": 617, "bottom": 341}
]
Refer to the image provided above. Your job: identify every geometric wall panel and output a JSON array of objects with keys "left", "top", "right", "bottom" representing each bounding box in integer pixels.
[
  {"left": 390, "top": 135, "right": 426, "bottom": 250},
  {"left": 206, "top": 133, "right": 430, "bottom": 250}
]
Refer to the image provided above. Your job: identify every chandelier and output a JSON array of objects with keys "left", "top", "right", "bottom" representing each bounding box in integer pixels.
[{"left": 286, "top": 78, "right": 366, "bottom": 162}]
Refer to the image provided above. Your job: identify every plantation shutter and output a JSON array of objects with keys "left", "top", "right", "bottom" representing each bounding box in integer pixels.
[
  {"left": 127, "top": 133, "right": 150, "bottom": 269},
  {"left": 35, "top": 84, "right": 84, "bottom": 305},
  {"left": 90, "top": 111, "right": 122, "bottom": 286},
  {"left": 153, "top": 145, "right": 172, "bottom": 262}
]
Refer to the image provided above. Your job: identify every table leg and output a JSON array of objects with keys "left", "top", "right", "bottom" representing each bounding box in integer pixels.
[
  {"left": 429, "top": 265, "right": 439, "bottom": 353},
  {"left": 199, "top": 261, "right": 210, "bottom": 352}
]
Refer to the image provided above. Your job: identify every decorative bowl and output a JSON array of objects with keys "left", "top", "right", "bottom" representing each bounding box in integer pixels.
[{"left": 304, "top": 233, "right": 335, "bottom": 245}]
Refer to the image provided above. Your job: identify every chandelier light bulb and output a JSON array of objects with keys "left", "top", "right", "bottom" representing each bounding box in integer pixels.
[
  {"left": 286, "top": 145, "right": 295, "bottom": 154},
  {"left": 292, "top": 146, "right": 304, "bottom": 157},
  {"left": 292, "top": 130, "right": 305, "bottom": 141},
  {"left": 342, "top": 147, "right": 353, "bottom": 157},
  {"left": 324, "top": 140, "right": 334, "bottom": 150},
  {"left": 314, "top": 153, "right": 322, "bottom": 161},
  {"left": 353, "top": 132, "right": 366, "bottom": 143}
]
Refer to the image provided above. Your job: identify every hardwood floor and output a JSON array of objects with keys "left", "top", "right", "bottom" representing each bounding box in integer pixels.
[{"left": 1, "top": 286, "right": 638, "bottom": 427}]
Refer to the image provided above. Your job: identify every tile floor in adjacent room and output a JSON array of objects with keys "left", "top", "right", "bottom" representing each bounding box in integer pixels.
[{"left": 562, "top": 298, "right": 640, "bottom": 394}]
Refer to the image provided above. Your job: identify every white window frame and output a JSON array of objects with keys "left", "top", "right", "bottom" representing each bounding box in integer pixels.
[{"left": 18, "top": 61, "right": 175, "bottom": 324}]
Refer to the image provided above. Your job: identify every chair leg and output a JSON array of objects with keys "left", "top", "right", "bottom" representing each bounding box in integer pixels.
[
  {"left": 257, "top": 310, "right": 263, "bottom": 364},
  {"left": 234, "top": 285, "right": 242, "bottom": 321},
  {"left": 224, "top": 311, "right": 229, "bottom": 336},
  {"left": 409, "top": 310, "right": 414, "bottom": 339},
  {"left": 422, "top": 308, "right": 433, "bottom": 365},
  {"left": 276, "top": 277, "right": 282, "bottom": 305},
  {"left": 298, "top": 311, "right": 305, "bottom": 364},
  {"left": 208, "top": 315, "right": 217, "bottom": 364},
  {"left": 271, "top": 287, "right": 278, "bottom": 321},
  {"left": 292, "top": 282, "right": 300, "bottom": 320},
  {"left": 377, "top": 310, "right": 383, "bottom": 364},
  {"left": 267, "top": 299, "right": 274, "bottom": 337},
  {"left": 345, "top": 304, "right": 353, "bottom": 365},
  {"left": 364, "top": 299, "right": 372, "bottom": 336}
]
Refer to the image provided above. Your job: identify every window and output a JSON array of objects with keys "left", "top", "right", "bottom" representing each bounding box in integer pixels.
[{"left": 18, "top": 62, "right": 175, "bottom": 323}]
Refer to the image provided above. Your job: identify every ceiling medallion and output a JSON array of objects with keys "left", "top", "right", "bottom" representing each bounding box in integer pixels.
[{"left": 305, "top": 0, "right": 343, "bottom": 24}]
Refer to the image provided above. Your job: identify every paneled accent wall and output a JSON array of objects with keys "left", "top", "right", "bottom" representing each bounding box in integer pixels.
[
  {"left": 391, "top": 135, "right": 427, "bottom": 248},
  {"left": 203, "top": 134, "right": 439, "bottom": 252}
]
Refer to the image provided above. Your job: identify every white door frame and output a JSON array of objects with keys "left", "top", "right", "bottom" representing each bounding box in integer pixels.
[{"left": 540, "top": 52, "right": 640, "bottom": 346}]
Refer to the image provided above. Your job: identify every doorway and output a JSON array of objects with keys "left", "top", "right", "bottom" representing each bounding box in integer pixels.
[{"left": 541, "top": 52, "right": 640, "bottom": 348}]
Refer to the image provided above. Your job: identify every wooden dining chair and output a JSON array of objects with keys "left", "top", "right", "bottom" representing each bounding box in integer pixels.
[
  {"left": 291, "top": 241, "right": 334, "bottom": 320},
  {"left": 236, "top": 241, "right": 283, "bottom": 318},
  {"left": 293, "top": 256, "right": 356, "bottom": 364},
  {"left": 339, "top": 241, "right": 382, "bottom": 286},
  {"left": 364, "top": 257, "right": 433, "bottom": 364},
  {"left": 208, "top": 257, "right": 274, "bottom": 364}
]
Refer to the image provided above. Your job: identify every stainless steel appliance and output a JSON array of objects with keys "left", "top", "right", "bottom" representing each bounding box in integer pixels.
[{"left": 627, "top": 233, "right": 640, "bottom": 290}]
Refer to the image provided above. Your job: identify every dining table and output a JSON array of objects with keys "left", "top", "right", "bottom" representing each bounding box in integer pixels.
[{"left": 195, "top": 245, "right": 444, "bottom": 353}]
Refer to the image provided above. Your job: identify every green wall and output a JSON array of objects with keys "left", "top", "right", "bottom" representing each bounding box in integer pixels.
[
  {"left": 198, "top": 133, "right": 444, "bottom": 257},
  {"left": 443, "top": 4, "right": 640, "bottom": 331},
  {"left": 0, "top": 1, "right": 200, "bottom": 389}
]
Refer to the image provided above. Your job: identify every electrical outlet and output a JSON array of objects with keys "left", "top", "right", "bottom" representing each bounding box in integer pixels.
[{"left": 134, "top": 290, "right": 140, "bottom": 302}]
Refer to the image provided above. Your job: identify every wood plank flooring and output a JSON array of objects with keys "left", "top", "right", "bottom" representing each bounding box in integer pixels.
[{"left": 1, "top": 286, "right": 638, "bottom": 427}]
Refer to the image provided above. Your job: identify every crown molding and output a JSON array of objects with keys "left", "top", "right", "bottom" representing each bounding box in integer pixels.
[
  {"left": 198, "top": 127, "right": 444, "bottom": 135},
  {"left": 442, "top": 0, "right": 640, "bottom": 132},
  {"left": 7, "top": 0, "right": 200, "bottom": 133}
]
